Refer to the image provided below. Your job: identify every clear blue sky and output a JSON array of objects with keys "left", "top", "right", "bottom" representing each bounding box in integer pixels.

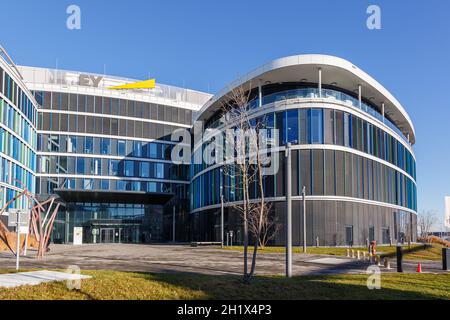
[{"left": 1, "top": 0, "right": 449, "bottom": 227}]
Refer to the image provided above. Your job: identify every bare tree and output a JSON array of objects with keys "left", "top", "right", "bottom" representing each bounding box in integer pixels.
[
  {"left": 405, "top": 218, "right": 412, "bottom": 250},
  {"left": 248, "top": 203, "right": 280, "bottom": 248},
  {"left": 216, "top": 84, "right": 276, "bottom": 282},
  {"left": 418, "top": 210, "right": 437, "bottom": 239}
]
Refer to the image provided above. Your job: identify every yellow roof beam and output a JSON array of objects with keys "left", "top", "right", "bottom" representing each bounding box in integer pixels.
[{"left": 108, "top": 78, "right": 155, "bottom": 90}]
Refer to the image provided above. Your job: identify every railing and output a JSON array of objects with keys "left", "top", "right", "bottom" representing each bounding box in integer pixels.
[
  {"left": 17, "top": 66, "right": 212, "bottom": 107},
  {"left": 208, "top": 87, "right": 409, "bottom": 144}
]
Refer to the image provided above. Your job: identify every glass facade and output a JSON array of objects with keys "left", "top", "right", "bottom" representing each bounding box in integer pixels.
[
  {"left": 192, "top": 149, "right": 416, "bottom": 211},
  {"left": 51, "top": 203, "right": 165, "bottom": 244},
  {"left": 0, "top": 64, "right": 38, "bottom": 210},
  {"left": 191, "top": 82, "right": 417, "bottom": 246},
  {"left": 197, "top": 107, "right": 415, "bottom": 179},
  {"left": 206, "top": 85, "right": 409, "bottom": 144},
  {"left": 32, "top": 89, "right": 194, "bottom": 243},
  {"left": 0, "top": 58, "right": 417, "bottom": 247},
  {"left": 35, "top": 91, "right": 192, "bottom": 138},
  {"left": 191, "top": 200, "right": 416, "bottom": 246}
]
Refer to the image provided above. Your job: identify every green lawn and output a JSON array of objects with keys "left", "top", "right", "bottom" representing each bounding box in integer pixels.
[
  {"left": 222, "top": 244, "right": 445, "bottom": 261},
  {"left": 0, "top": 270, "right": 448, "bottom": 300}
]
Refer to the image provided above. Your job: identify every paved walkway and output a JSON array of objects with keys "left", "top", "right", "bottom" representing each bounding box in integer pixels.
[
  {"left": 0, "top": 270, "right": 91, "bottom": 288},
  {"left": 0, "top": 244, "right": 446, "bottom": 276}
]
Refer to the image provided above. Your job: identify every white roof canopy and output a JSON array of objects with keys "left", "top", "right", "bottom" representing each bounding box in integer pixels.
[{"left": 196, "top": 54, "right": 415, "bottom": 144}]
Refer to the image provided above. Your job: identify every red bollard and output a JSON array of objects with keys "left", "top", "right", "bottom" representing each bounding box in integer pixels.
[{"left": 416, "top": 263, "right": 422, "bottom": 273}]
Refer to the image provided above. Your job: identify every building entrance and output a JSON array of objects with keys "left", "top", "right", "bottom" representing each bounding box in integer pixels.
[
  {"left": 84, "top": 220, "right": 140, "bottom": 243},
  {"left": 100, "top": 228, "right": 122, "bottom": 243}
]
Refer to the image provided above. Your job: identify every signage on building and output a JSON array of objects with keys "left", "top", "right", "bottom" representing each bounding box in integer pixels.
[
  {"left": 49, "top": 70, "right": 104, "bottom": 88},
  {"left": 73, "top": 227, "right": 83, "bottom": 245},
  {"left": 78, "top": 74, "right": 103, "bottom": 87},
  {"left": 108, "top": 78, "right": 155, "bottom": 90}
]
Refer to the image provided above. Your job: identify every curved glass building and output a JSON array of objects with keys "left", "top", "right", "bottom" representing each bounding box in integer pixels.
[
  {"left": 18, "top": 66, "right": 211, "bottom": 243},
  {"left": 191, "top": 55, "right": 417, "bottom": 246},
  {"left": 0, "top": 45, "right": 418, "bottom": 246},
  {"left": 0, "top": 48, "right": 38, "bottom": 211}
]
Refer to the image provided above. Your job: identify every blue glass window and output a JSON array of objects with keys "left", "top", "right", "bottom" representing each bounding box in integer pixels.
[
  {"left": 118, "top": 140, "right": 126, "bottom": 156},
  {"left": 286, "top": 110, "right": 299, "bottom": 144},
  {"left": 100, "top": 138, "right": 111, "bottom": 155},
  {"left": 76, "top": 157, "right": 85, "bottom": 174},
  {"left": 67, "top": 136, "right": 77, "bottom": 153},
  {"left": 309, "top": 109, "right": 323, "bottom": 144},
  {"left": 109, "top": 159, "right": 119, "bottom": 175},
  {"left": 117, "top": 180, "right": 126, "bottom": 191},
  {"left": 344, "top": 112, "right": 351, "bottom": 147},
  {"left": 83, "top": 178, "right": 93, "bottom": 190},
  {"left": 133, "top": 141, "right": 142, "bottom": 157},
  {"left": 155, "top": 163, "right": 164, "bottom": 179},
  {"left": 148, "top": 182, "right": 157, "bottom": 192},
  {"left": 149, "top": 143, "right": 158, "bottom": 158},
  {"left": 101, "top": 179, "right": 109, "bottom": 190},
  {"left": 91, "top": 158, "right": 101, "bottom": 175},
  {"left": 124, "top": 160, "right": 134, "bottom": 176},
  {"left": 85, "top": 137, "right": 93, "bottom": 154},
  {"left": 140, "top": 162, "right": 150, "bottom": 178},
  {"left": 131, "top": 181, "right": 140, "bottom": 191},
  {"left": 65, "top": 178, "right": 75, "bottom": 189}
]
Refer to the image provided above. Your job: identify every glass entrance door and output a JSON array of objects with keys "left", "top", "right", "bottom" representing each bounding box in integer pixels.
[
  {"left": 99, "top": 228, "right": 122, "bottom": 243},
  {"left": 100, "top": 228, "right": 114, "bottom": 243}
]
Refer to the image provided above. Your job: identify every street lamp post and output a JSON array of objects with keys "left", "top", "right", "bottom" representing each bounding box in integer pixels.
[
  {"left": 302, "top": 186, "right": 307, "bottom": 253},
  {"left": 221, "top": 195, "right": 224, "bottom": 248},
  {"left": 172, "top": 206, "right": 176, "bottom": 243},
  {"left": 285, "top": 143, "right": 292, "bottom": 278},
  {"left": 16, "top": 211, "right": 20, "bottom": 271}
]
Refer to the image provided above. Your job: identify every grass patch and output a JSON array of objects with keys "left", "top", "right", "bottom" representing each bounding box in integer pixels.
[
  {"left": 222, "top": 244, "right": 445, "bottom": 261},
  {"left": 0, "top": 270, "right": 448, "bottom": 300}
]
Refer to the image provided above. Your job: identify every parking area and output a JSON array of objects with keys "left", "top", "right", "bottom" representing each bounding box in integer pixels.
[{"left": 0, "top": 244, "right": 445, "bottom": 276}]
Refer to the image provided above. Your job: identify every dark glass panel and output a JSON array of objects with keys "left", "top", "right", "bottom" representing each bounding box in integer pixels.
[
  {"left": 324, "top": 109, "right": 334, "bottom": 144},
  {"left": 324, "top": 149, "right": 335, "bottom": 196}
]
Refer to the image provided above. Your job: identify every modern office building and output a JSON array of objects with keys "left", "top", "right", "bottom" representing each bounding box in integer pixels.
[
  {"left": 0, "top": 45, "right": 418, "bottom": 246},
  {"left": 0, "top": 47, "right": 38, "bottom": 215},
  {"left": 16, "top": 66, "right": 211, "bottom": 244},
  {"left": 191, "top": 55, "right": 417, "bottom": 246}
]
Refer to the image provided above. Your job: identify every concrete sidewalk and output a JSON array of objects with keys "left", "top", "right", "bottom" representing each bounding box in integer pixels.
[
  {"left": 0, "top": 244, "right": 446, "bottom": 276},
  {"left": 0, "top": 270, "right": 91, "bottom": 288}
]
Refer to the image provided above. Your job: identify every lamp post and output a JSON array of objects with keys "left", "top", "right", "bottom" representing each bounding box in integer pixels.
[
  {"left": 285, "top": 143, "right": 292, "bottom": 278},
  {"left": 172, "top": 206, "right": 176, "bottom": 243},
  {"left": 302, "top": 186, "right": 307, "bottom": 253},
  {"left": 16, "top": 211, "right": 20, "bottom": 271},
  {"left": 221, "top": 195, "right": 224, "bottom": 248}
]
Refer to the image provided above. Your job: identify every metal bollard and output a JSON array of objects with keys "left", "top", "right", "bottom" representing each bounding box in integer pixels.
[
  {"left": 346, "top": 249, "right": 350, "bottom": 257},
  {"left": 351, "top": 250, "right": 355, "bottom": 258},
  {"left": 396, "top": 245, "right": 403, "bottom": 273},
  {"left": 363, "top": 252, "right": 367, "bottom": 260},
  {"left": 384, "top": 258, "right": 391, "bottom": 269},
  {"left": 377, "top": 255, "right": 381, "bottom": 266},
  {"left": 443, "top": 248, "right": 450, "bottom": 271},
  {"left": 357, "top": 251, "right": 361, "bottom": 260}
]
